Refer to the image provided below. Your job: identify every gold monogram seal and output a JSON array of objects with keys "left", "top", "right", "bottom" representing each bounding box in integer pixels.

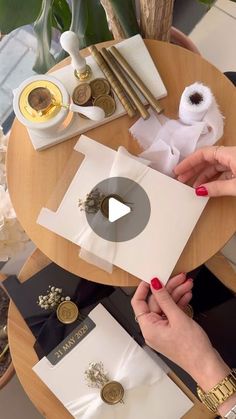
[
  {"left": 101, "top": 381, "right": 124, "bottom": 405},
  {"left": 56, "top": 301, "right": 79, "bottom": 324}
]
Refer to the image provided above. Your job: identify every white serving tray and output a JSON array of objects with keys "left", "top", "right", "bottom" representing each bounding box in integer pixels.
[{"left": 28, "top": 35, "right": 167, "bottom": 150}]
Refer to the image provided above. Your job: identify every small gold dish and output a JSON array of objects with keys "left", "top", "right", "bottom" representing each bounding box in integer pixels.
[{"left": 19, "top": 80, "right": 63, "bottom": 123}]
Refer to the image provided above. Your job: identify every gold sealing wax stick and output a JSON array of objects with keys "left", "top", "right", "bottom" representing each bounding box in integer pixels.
[
  {"left": 100, "top": 48, "right": 150, "bottom": 121},
  {"left": 110, "top": 46, "right": 163, "bottom": 114},
  {"left": 88, "top": 45, "right": 136, "bottom": 118}
]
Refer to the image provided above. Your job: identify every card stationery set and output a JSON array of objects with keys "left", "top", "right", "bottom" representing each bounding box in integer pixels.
[
  {"left": 11, "top": 31, "right": 225, "bottom": 417},
  {"left": 3, "top": 264, "right": 193, "bottom": 418}
]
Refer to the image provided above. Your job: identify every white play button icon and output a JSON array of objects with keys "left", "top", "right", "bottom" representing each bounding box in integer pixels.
[{"left": 108, "top": 197, "right": 131, "bottom": 223}]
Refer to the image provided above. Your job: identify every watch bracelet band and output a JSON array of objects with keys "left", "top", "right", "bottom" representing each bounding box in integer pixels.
[
  {"left": 197, "top": 369, "right": 236, "bottom": 413},
  {"left": 224, "top": 404, "right": 236, "bottom": 419}
]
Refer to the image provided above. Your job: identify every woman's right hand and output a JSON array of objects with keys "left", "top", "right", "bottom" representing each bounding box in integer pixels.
[
  {"left": 131, "top": 279, "right": 230, "bottom": 392},
  {"left": 174, "top": 145, "right": 236, "bottom": 197}
]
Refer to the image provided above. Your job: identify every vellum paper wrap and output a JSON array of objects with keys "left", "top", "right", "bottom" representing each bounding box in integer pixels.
[
  {"left": 37, "top": 135, "right": 208, "bottom": 284},
  {"left": 33, "top": 305, "right": 193, "bottom": 419},
  {"left": 78, "top": 147, "right": 150, "bottom": 273},
  {"left": 130, "top": 83, "right": 224, "bottom": 177}
]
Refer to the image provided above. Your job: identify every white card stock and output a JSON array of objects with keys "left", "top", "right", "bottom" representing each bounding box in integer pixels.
[
  {"left": 37, "top": 135, "right": 208, "bottom": 283},
  {"left": 33, "top": 305, "right": 193, "bottom": 419}
]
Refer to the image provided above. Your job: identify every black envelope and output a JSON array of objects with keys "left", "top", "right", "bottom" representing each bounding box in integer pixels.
[{"left": 3, "top": 263, "right": 113, "bottom": 358}]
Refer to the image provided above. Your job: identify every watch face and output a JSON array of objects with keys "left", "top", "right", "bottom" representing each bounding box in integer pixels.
[{"left": 225, "top": 409, "right": 236, "bottom": 419}]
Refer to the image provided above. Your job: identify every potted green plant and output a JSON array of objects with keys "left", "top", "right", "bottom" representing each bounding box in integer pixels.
[{"left": 0, "top": 0, "right": 201, "bottom": 74}]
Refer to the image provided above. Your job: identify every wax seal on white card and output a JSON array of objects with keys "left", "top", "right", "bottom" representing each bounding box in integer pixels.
[
  {"left": 101, "top": 381, "right": 125, "bottom": 405},
  {"left": 85, "top": 176, "right": 151, "bottom": 242},
  {"left": 56, "top": 301, "right": 79, "bottom": 324}
]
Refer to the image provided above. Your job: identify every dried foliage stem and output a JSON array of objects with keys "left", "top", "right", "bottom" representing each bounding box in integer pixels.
[
  {"left": 100, "top": 0, "right": 126, "bottom": 40},
  {"left": 140, "top": 0, "right": 174, "bottom": 41}
]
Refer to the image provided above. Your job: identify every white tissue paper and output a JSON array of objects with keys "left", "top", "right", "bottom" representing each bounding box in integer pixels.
[
  {"left": 129, "top": 82, "right": 224, "bottom": 177},
  {"left": 33, "top": 305, "right": 193, "bottom": 419}
]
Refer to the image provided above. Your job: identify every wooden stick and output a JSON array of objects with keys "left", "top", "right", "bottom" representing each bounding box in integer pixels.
[{"left": 100, "top": 48, "right": 150, "bottom": 120}]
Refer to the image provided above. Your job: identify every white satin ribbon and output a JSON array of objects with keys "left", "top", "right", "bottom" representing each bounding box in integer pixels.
[
  {"left": 65, "top": 342, "right": 163, "bottom": 419},
  {"left": 130, "top": 82, "right": 224, "bottom": 177}
]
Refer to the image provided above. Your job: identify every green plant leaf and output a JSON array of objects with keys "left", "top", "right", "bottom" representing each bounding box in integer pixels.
[
  {"left": 0, "top": 0, "right": 42, "bottom": 33},
  {"left": 197, "top": 0, "right": 215, "bottom": 5},
  {"left": 70, "top": 0, "right": 113, "bottom": 50},
  {"left": 33, "top": 0, "right": 56, "bottom": 73},
  {"left": 108, "top": 0, "right": 140, "bottom": 37},
  {"left": 51, "top": 0, "right": 71, "bottom": 32}
]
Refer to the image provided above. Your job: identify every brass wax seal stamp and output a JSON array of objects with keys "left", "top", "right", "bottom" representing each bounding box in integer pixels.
[
  {"left": 101, "top": 381, "right": 124, "bottom": 405},
  {"left": 85, "top": 361, "right": 124, "bottom": 405},
  {"left": 90, "top": 78, "right": 110, "bottom": 98},
  {"left": 74, "top": 65, "right": 92, "bottom": 81},
  {"left": 56, "top": 301, "right": 79, "bottom": 324}
]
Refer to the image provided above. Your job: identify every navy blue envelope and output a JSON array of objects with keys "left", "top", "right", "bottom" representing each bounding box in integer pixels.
[{"left": 3, "top": 263, "right": 113, "bottom": 358}]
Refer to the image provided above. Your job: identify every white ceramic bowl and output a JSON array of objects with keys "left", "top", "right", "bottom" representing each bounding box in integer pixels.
[{"left": 13, "top": 75, "right": 70, "bottom": 134}]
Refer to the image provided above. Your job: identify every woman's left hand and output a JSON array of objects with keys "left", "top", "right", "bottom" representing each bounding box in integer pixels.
[{"left": 149, "top": 272, "right": 193, "bottom": 314}]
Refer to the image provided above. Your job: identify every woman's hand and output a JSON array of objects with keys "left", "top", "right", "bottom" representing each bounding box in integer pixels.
[
  {"left": 131, "top": 278, "right": 230, "bottom": 393},
  {"left": 174, "top": 145, "right": 236, "bottom": 197},
  {"left": 150, "top": 272, "right": 193, "bottom": 313}
]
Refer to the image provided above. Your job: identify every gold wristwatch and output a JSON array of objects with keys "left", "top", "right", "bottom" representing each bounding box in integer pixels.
[{"left": 197, "top": 369, "right": 236, "bottom": 413}]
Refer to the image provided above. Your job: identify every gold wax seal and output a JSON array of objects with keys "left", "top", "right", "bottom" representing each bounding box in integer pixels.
[
  {"left": 90, "top": 78, "right": 110, "bottom": 98},
  {"left": 28, "top": 87, "right": 52, "bottom": 112},
  {"left": 94, "top": 94, "right": 116, "bottom": 117},
  {"left": 184, "top": 304, "right": 194, "bottom": 318},
  {"left": 72, "top": 83, "right": 92, "bottom": 105},
  {"left": 101, "top": 381, "right": 124, "bottom": 405},
  {"left": 100, "top": 194, "right": 124, "bottom": 219},
  {"left": 56, "top": 301, "right": 79, "bottom": 324}
]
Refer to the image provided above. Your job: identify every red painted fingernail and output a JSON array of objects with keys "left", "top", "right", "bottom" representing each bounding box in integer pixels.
[
  {"left": 195, "top": 186, "right": 208, "bottom": 196},
  {"left": 151, "top": 277, "right": 163, "bottom": 290}
]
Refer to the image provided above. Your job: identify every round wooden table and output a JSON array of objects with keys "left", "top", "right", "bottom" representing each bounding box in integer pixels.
[
  {"left": 8, "top": 248, "right": 214, "bottom": 419},
  {"left": 7, "top": 40, "right": 236, "bottom": 287}
]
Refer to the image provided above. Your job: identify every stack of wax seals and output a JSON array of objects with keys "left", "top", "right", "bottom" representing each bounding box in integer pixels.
[{"left": 72, "top": 78, "right": 116, "bottom": 118}]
